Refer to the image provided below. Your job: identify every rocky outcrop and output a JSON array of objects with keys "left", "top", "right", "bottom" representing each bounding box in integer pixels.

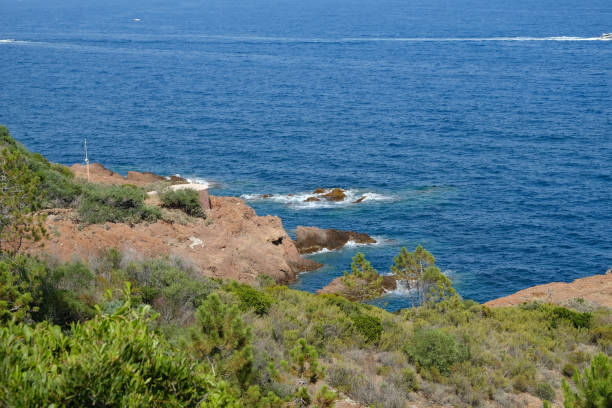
[
  {"left": 485, "top": 270, "right": 612, "bottom": 308},
  {"left": 70, "top": 163, "right": 187, "bottom": 186},
  {"left": 322, "top": 188, "right": 346, "bottom": 201},
  {"left": 295, "top": 226, "right": 376, "bottom": 254},
  {"left": 318, "top": 275, "right": 396, "bottom": 298},
  {"left": 26, "top": 196, "right": 321, "bottom": 285}
]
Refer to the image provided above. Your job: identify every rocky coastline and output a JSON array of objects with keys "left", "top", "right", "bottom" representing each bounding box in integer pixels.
[{"left": 54, "top": 163, "right": 612, "bottom": 308}]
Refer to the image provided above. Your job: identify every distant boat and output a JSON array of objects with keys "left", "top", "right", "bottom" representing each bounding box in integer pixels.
[
  {"left": 601, "top": 33, "right": 612, "bottom": 40},
  {"left": 133, "top": 18, "right": 141, "bottom": 22}
]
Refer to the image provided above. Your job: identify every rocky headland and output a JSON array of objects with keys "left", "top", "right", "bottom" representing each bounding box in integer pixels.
[
  {"left": 27, "top": 163, "right": 321, "bottom": 285},
  {"left": 485, "top": 270, "right": 612, "bottom": 309}
]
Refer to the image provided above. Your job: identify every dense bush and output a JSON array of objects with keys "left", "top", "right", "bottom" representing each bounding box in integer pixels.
[
  {"left": 78, "top": 183, "right": 161, "bottom": 224},
  {"left": 226, "top": 282, "right": 274, "bottom": 316},
  {"left": 160, "top": 188, "right": 205, "bottom": 218},
  {"left": 350, "top": 313, "right": 383, "bottom": 343},
  {"left": 405, "top": 328, "right": 468, "bottom": 376},
  {"left": 535, "top": 382, "right": 556, "bottom": 401},
  {"left": 125, "top": 258, "right": 219, "bottom": 324},
  {"left": 0, "top": 298, "right": 238, "bottom": 407},
  {"left": 551, "top": 306, "right": 592, "bottom": 329}
]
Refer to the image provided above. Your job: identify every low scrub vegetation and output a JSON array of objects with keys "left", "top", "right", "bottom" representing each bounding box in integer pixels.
[
  {"left": 0, "top": 125, "right": 161, "bottom": 225},
  {"left": 159, "top": 188, "right": 205, "bottom": 218},
  {"left": 1, "top": 248, "right": 610, "bottom": 407}
]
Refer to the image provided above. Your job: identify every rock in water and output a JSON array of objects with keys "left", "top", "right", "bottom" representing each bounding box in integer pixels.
[
  {"left": 304, "top": 197, "right": 321, "bottom": 202},
  {"left": 322, "top": 188, "right": 346, "bottom": 201},
  {"left": 294, "top": 226, "right": 376, "bottom": 254},
  {"left": 312, "top": 187, "right": 326, "bottom": 194}
]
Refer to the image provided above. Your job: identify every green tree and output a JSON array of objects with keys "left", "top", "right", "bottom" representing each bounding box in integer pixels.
[
  {"left": 0, "top": 148, "right": 47, "bottom": 256},
  {"left": 562, "top": 353, "right": 612, "bottom": 408},
  {"left": 0, "top": 255, "right": 46, "bottom": 323},
  {"left": 391, "top": 245, "right": 455, "bottom": 307},
  {"left": 341, "top": 252, "right": 383, "bottom": 301},
  {"left": 189, "top": 293, "right": 254, "bottom": 388},
  {"left": 288, "top": 338, "right": 324, "bottom": 383}
]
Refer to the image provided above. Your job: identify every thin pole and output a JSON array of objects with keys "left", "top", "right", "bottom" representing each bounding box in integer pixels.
[{"left": 84, "top": 138, "right": 90, "bottom": 182}]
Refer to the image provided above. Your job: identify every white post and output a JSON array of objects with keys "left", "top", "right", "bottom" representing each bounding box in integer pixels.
[{"left": 84, "top": 138, "right": 90, "bottom": 182}]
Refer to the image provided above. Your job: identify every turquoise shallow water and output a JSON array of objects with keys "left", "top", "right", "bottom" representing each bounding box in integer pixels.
[{"left": 1, "top": 0, "right": 611, "bottom": 310}]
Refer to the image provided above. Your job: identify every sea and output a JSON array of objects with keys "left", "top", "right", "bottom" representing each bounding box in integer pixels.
[{"left": 1, "top": 0, "right": 611, "bottom": 311}]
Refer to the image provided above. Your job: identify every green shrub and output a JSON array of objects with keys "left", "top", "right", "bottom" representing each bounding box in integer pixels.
[
  {"left": 562, "top": 353, "right": 611, "bottom": 408},
  {"left": 350, "top": 313, "right": 383, "bottom": 343},
  {"left": 0, "top": 298, "right": 238, "bottom": 407},
  {"left": 125, "top": 258, "right": 219, "bottom": 323},
  {"left": 535, "top": 382, "right": 555, "bottom": 401},
  {"left": 406, "top": 328, "right": 468, "bottom": 376},
  {"left": 551, "top": 306, "right": 592, "bottom": 329},
  {"left": 78, "top": 183, "right": 161, "bottom": 224},
  {"left": 314, "top": 385, "right": 338, "bottom": 407},
  {"left": 563, "top": 363, "right": 577, "bottom": 378},
  {"left": 395, "top": 367, "right": 419, "bottom": 393},
  {"left": 160, "top": 188, "right": 205, "bottom": 218},
  {"left": 226, "top": 282, "right": 274, "bottom": 316}
]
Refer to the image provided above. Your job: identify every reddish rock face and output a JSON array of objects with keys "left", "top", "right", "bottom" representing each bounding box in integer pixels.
[
  {"left": 294, "top": 226, "right": 376, "bottom": 254},
  {"left": 485, "top": 270, "right": 612, "bottom": 308},
  {"left": 26, "top": 196, "right": 321, "bottom": 285},
  {"left": 71, "top": 163, "right": 184, "bottom": 186}
]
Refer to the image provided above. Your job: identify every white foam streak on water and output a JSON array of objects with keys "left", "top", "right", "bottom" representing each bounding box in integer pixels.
[
  {"left": 1, "top": 36, "right": 609, "bottom": 48},
  {"left": 241, "top": 189, "right": 394, "bottom": 209},
  {"left": 171, "top": 174, "right": 218, "bottom": 187}
]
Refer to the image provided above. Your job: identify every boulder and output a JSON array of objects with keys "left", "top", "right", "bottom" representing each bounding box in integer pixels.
[
  {"left": 353, "top": 196, "right": 366, "bottom": 204},
  {"left": 322, "top": 188, "right": 346, "bottom": 202},
  {"left": 313, "top": 188, "right": 326, "bottom": 194},
  {"left": 294, "top": 226, "right": 376, "bottom": 254},
  {"left": 304, "top": 197, "right": 321, "bottom": 202}
]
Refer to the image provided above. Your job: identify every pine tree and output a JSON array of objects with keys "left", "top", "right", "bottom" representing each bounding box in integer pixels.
[
  {"left": 189, "top": 293, "right": 254, "bottom": 388},
  {"left": 0, "top": 148, "right": 47, "bottom": 256},
  {"left": 391, "top": 245, "right": 455, "bottom": 307}
]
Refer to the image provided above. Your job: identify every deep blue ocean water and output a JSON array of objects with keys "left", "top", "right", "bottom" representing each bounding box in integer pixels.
[{"left": 1, "top": 0, "right": 611, "bottom": 310}]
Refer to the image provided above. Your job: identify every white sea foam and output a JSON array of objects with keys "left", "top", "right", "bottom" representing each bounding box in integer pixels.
[
  {"left": 170, "top": 174, "right": 219, "bottom": 188},
  {"left": 240, "top": 189, "right": 394, "bottom": 209},
  {"left": 0, "top": 39, "right": 15, "bottom": 43}
]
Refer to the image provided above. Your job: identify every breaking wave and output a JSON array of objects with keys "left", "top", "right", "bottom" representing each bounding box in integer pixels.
[{"left": 241, "top": 189, "right": 394, "bottom": 209}]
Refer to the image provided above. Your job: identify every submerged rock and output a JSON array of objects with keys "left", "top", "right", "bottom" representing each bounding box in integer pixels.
[
  {"left": 304, "top": 197, "right": 321, "bottom": 202},
  {"left": 294, "top": 226, "right": 376, "bottom": 254},
  {"left": 353, "top": 196, "right": 366, "bottom": 204}
]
